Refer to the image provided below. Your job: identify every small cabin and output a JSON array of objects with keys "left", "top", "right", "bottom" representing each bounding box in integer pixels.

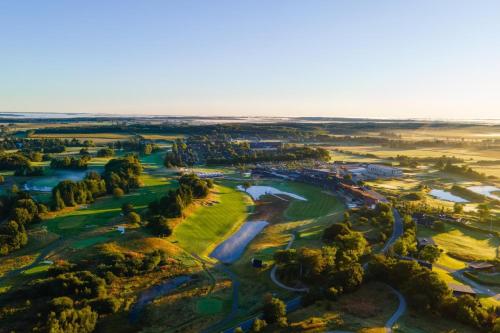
[
  {"left": 417, "top": 237, "right": 435, "bottom": 249},
  {"left": 251, "top": 258, "right": 263, "bottom": 268}
]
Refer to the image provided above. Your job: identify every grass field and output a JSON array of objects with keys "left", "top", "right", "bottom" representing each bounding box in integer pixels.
[
  {"left": 195, "top": 297, "right": 224, "bottom": 315},
  {"left": 44, "top": 174, "right": 174, "bottom": 236},
  {"left": 30, "top": 132, "right": 132, "bottom": 142},
  {"left": 171, "top": 185, "right": 252, "bottom": 256},
  {"left": 287, "top": 282, "right": 398, "bottom": 331},
  {"left": 22, "top": 263, "right": 51, "bottom": 275},
  {"left": 249, "top": 180, "right": 345, "bottom": 221},
  {"left": 395, "top": 310, "right": 478, "bottom": 333},
  {"left": 417, "top": 224, "right": 499, "bottom": 262}
]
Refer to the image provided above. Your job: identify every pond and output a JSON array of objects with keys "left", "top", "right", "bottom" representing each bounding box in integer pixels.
[
  {"left": 467, "top": 185, "right": 500, "bottom": 201},
  {"left": 237, "top": 185, "right": 307, "bottom": 201},
  {"left": 23, "top": 169, "right": 94, "bottom": 192},
  {"left": 429, "top": 189, "right": 468, "bottom": 203},
  {"left": 210, "top": 221, "right": 269, "bottom": 263}
]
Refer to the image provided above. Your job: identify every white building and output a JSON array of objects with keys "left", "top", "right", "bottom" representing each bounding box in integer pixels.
[{"left": 367, "top": 164, "right": 403, "bottom": 178}]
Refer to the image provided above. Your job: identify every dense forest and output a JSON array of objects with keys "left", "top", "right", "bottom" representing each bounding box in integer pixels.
[{"left": 164, "top": 138, "right": 330, "bottom": 167}]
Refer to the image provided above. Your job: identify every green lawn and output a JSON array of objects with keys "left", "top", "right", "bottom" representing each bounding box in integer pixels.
[
  {"left": 72, "top": 233, "right": 118, "bottom": 249},
  {"left": 171, "top": 185, "right": 251, "bottom": 256},
  {"left": 252, "top": 180, "right": 345, "bottom": 221},
  {"left": 44, "top": 174, "right": 174, "bottom": 237},
  {"left": 418, "top": 224, "right": 499, "bottom": 262},
  {"left": 22, "top": 263, "right": 51, "bottom": 275}
]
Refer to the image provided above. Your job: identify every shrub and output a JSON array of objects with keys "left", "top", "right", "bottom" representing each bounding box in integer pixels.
[{"left": 113, "top": 187, "right": 124, "bottom": 198}]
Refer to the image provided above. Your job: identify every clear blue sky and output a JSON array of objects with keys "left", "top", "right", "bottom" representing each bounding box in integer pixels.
[{"left": 1, "top": 0, "right": 499, "bottom": 119}]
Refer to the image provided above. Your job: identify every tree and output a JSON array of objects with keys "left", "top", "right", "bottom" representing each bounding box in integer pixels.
[
  {"left": 323, "top": 223, "right": 350, "bottom": 243},
  {"left": 46, "top": 306, "right": 97, "bottom": 333},
  {"left": 418, "top": 245, "right": 441, "bottom": 263},
  {"left": 242, "top": 181, "right": 251, "bottom": 192},
  {"left": 262, "top": 296, "right": 286, "bottom": 324},
  {"left": 477, "top": 204, "right": 490, "bottom": 222},
  {"left": 250, "top": 319, "right": 267, "bottom": 333},
  {"left": 122, "top": 203, "right": 134, "bottom": 214},
  {"left": 126, "top": 211, "right": 141, "bottom": 224},
  {"left": 453, "top": 203, "right": 464, "bottom": 214},
  {"left": 113, "top": 187, "right": 124, "bottom": 198}
]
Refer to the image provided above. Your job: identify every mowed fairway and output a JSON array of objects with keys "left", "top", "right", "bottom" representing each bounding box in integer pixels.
[
  {"left": 44, "top": 174, "right": 174, "bottom": 236},
  {"left": 172, "top": 185, "right": 251, "bottom": 256},
  {"left": 262, "top": 181, "right": 345, "bottom": 220},
  {"left": 418, "top": 224, "right": 500, "bottom": 261}
]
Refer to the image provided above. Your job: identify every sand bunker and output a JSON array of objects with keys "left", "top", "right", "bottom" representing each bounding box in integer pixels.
[{"left": 237, "top": 185, "right": 307, "bottom": 201}]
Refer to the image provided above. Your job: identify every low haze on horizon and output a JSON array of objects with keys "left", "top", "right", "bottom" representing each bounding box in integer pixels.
[{"left": 1, "top": 0, "right": 500, "bottom": 120}]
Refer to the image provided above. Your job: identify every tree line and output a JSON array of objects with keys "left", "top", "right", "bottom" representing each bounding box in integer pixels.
[
  {"left": 52, "top": 155, "right": 142, "bottom": 210},
  {"left": 0, "top": 190, "right": 47, "bottom": 255},
  {"left": 146, "top": 174, "right": 213, "bottom": 236}
]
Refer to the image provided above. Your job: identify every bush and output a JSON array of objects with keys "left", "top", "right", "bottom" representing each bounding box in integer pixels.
[
  {"left": 262, "top": 296, "right": 286, "bottom": 324},
  {"left": 113, "top": 187, "right": 124, "bottom": 198},
  {"left": 89, "top": 296, "right": 120, "bottom": 314},
  {"left": 46, "top": 305, "right": 97, "bottom": 333},
  {"left": 126, "top": 211, "right": 141, "bottom": 224},
  {"left": 96, "top": 148, "right": 114, "bottom": 158},
  {"left": 147, "top": 215, "right": 172, "bottom": 237}
]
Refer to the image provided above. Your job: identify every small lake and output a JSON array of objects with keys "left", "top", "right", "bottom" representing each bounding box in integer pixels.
[
  {"left": 210, "top": 221, "right": 269, "bottom": 263},
  {"left": 237, "top": 185, "right": 307, "bottom": 201},
  {"left": 23, "top": 170, "right": 90, "bottom": 192},
  {"left": 467, "top": 185, "right": 500, "bottom": 201},
  {"left": 429, "top": 189, "right": 468, "bottom": 203}
]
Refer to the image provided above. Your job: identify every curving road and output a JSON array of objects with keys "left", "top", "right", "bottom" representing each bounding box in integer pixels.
[
  {"left": 385, "top": 285, "right": 407, "bottom": 333},
  {"left": 382, "top": 208, "right": 404, "bottom": 253},
  {"left": 434, "top": 262, "right": 499, "bottom": 298},
  {"left": 269, "top": 233, "right": 309, "bottom": 293}
]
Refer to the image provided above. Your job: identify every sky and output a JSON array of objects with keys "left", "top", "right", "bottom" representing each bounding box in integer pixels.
[{"left": 1, "top": 0, "right": 500, "bottom": 119}]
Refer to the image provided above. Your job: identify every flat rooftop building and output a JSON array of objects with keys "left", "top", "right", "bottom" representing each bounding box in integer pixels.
[{"left": 367, "top": 164, "right": 403, "bottom": 178}]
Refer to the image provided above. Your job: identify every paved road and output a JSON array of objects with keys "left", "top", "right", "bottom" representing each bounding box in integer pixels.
[
  {"left": 382, "top": 208, "right": 404, "bottom": 253},
  {"left": 220, "top": 207, "right": 407, "bottom": 333},
  {"left": 385, "top": 286, "right": 407, "bottom": 333},
  {"left": 434, "top": 262, "right": 498, "bottom": 298}
]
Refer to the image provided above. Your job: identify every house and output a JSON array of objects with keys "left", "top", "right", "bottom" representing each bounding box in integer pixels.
[
  {"left": 468, "top": 262, "right": 495, "bottom": 271},
  {"left": 367, "top": 164, "right": 403, "bottom": 178},
  {"left": 417, "top": 237, "right": 435, "bottom": 249},
  {"left": 412, "top": 213, "right": 435, "bottom": 227},
  {"left": 448, "top": 283, "right": 477, "bottom": 297}
]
